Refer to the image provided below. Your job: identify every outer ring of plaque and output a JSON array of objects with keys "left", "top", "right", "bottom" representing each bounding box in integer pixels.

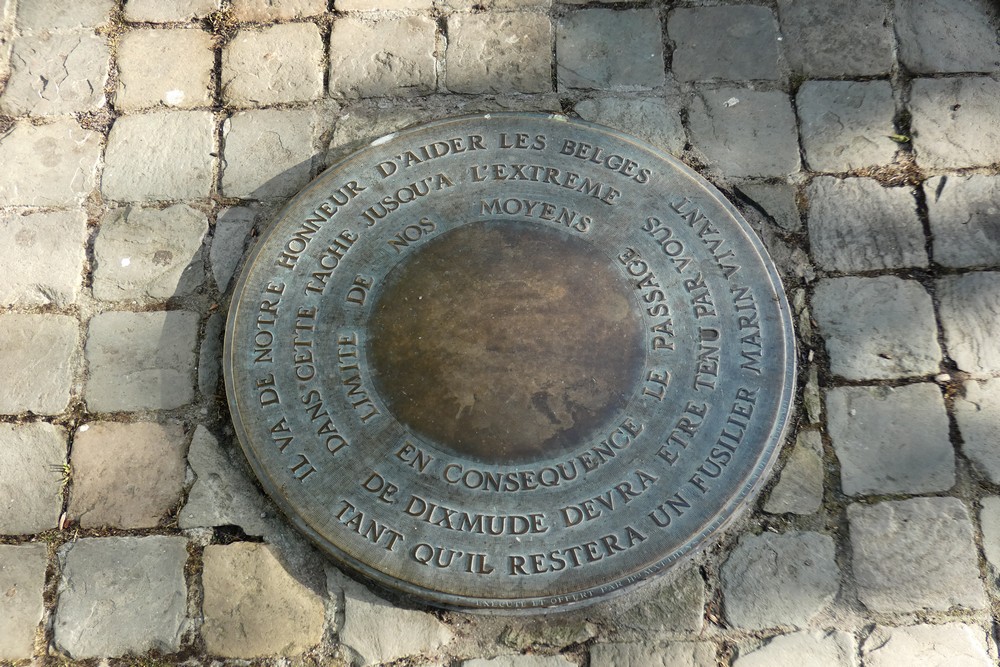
[{"left": 224, "top": 113, "right": 797, "bottom": 612}]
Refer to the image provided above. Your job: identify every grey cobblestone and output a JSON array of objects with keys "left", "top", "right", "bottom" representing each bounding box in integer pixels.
[
  {"left": 14, "top": 0, "right": 113, "bottom": 32},
  {"left": 0, "top": 422, "right": 65, "bottom": 534},
  {"left": 776, "top": 0, "right": 893, "bottom": 77},
  {"left": 198, "top": 312, "right": 223, "bottom": 396},
  {"left": 0, "top": 543, "right": 47, "bottom": 660},
  {"left": 211, "top": 206, "right": 256, "bottom": 291},
  {"left": 0, "top": 209, "right": 86, "bottom": 307},
  {"left": 668, "top": 6, "right": 779, "bottom": 82},
  {"left": 736, "top": 182, "right": 801, "bottom": 232},
  {"left": 124, "top": 0, "right": 221, "bottom": 22},
  {"left": 911, "top": 77, "right": 1000, "bottom": 169},
  {"left": 222, "top": 109, "right": 315, "bottom": 199},
  {"left": 232, "top": 0, "right": 327, "bottom": 20},
  {"left": 721, "top": 531, "right": 839, "bottom": 630},
  {"left": 0, "top": 120, "right": 101, "bottom": 206},
  {"left": 223, "top": 23, "right": 324, "bottom": 106},
  {"left": 68, "top": 421, "right": 188, "bottom": 528},
  {"left": 812, "top": 276, "right": 940, "bottom": 380},
  {"left": 573, "top": 96, "right": 685, "bottom": 156},
  {"left": 557, "top": 9, "right": 664, "bottom": 91},
  {"left": 102, "top": 111, "right": 215, "bottom": 201},
  {"left": 53, "top": 536, "right": 188, "bottom": 659},
  {"left": 611, "top": 565, "right": 704, "bottom": 636},
  {"left": 0, "top": 32, "right": 109, "bottom": 115},
  {"left": 447, "top": 13, "right": 552, "bottom": 94},
  {"left": 849, "top": 497, "right": 986, "bottom": 613},
  {"left": 764, "top": 430, "right": 823, "bottom": 515},
  {"left": 336, "top": 0, "right": 433, "bottom": 8},
  {"left": 93, "top": 204, "right": 208, "bottom": 301},
  {"left": 591, "top": 642, "right": 716, "bottom": 667},
  {"left": 688, "top": 88, "right": 800, "bottom": 178},
  {"left": 925, "top": 175, "right": 1000, "bottom": 268},
  {"left": 203, "top": 543, "right": 325, "bottom": 658},
  {"left": 806, "top": 178, "right": 925, "bottom": 272},
  {"left": 955, "top": 379, "right": 1000, "bottom": 484},
  {"left": 84, "top": 310, "right": 199, "bottom": 412},
  {"left": 938, "top": 272, "right": 1000, "bottom": 375},
  {"left": 827, "top": 384, "right": 954, "bottom": 496},
  {"left": 330, "top": 565, "right": 453, "bottom": 665},
  {"left": 464, "top": 657, "right": 575, "bottom": 667},
  {"left": 861, "top": 623, "right": 994, "bottom": 667},
  {"left": 0, "top": 314, "right": 78, "bottom": 415},
  {"left": 116, "top": 28, "right": 215, "bottom": 111},
  {"left": 894, "top": 0, "right": 1000, "bottom": 74},
  {"left": 981, "top": 496, "right": 1000, "bottom": 571},
  {"left": 733, "top": 630, "right": 856, "bottom": 667},
  {"left": 797, "top": 81, "right": 897, "bottom": 172},
  {"left": 330, "top": 16, "right": 437, "bottom": 98}
]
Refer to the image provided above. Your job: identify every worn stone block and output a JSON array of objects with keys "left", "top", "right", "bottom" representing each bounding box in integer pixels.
[
  {"left": 610, "top": 565, "right": 704, "bottom": 636},
  {"left": 15, "top": 0, "right": 114, "bottom": 32},
  {"left": 330, "top": 16, "right": 436, "bottom": 98},
  {"left": 68, "top": 421, "right": 188, "bottom": 529},
  {"left": 764, "top": 430, "right": 824, "bottom": 515},
  {"left": 573, "top": 96, "right": 685, "bottom": 156},
  {"left": 222, "top": 109, "right": 315, "bottom": 199},
  {"left": 336, "top": 0, "right": 433, "bottom": 8},
  {"left": 179, "top": 426, "right": 272, "bottom": 535},
  {"left": 955, "top": 379, "right": 1000, "bottom": 483},
  {"left": 204, "top": 543, "right": 325, "bottom": 658},
  {"left": 93, "top": 204, "right": 208, "bottom": 301},
  {"left": 849, "top": 497, "right": 986, "bottom": 612},
  {"left": 0, "top": 32, "right": 109, "bottom": 115},
  {"left": 211, "top": 206, "right": 255, "bottom": 291},
  {"left": 938, "top": 272, "right": 1000, "bottom": 374},
  {"left": 199, "top": 312, "right": 223, "bottom": 397},
  {"left": 442, "top": 0, "right": 551, "bottom": 7},
  {"left": 807, "top": 177, "right": 925, "bottom": 271},
  {"left": 0, "top": 210, "right": 86, "bottom": 307},
  {"left": 862, "top": 623, "right": 993, "bottom": 667},
  {"left": 124, "top": 0, "right": 221, "bottom": 22},
  {"left": 591, "top": 642, "right": 716, "bottom": 667},
  {"left": 84, "top": 310, "right": 199, "bottom": 412},
  {"left": 895, "top": 0, "right": 1000, "bottom": 74},
  {"left": 0, "top": 120, "right": 101, "bottom": 206},
  {"left": 911, "top": 77, "right": 1000, "bottom": 169},
  {"left": 776, "top": 0, "right": 893, "bottom": 77},
  {"left": 0, "top": 314, "right": 78, "bottom": 415},
  {"left": 0, "top": 423, "right": 65, "bottom": 534},
  {"left": 981, "top": 496, "right": 1000, "bottom": 571},
  {"left": 557, "top": 9, "right": 663, "bottom": 90},
  {"left": 734, "top": 631, "right": 856, "bottom": 667},
  {"left": 102, "top": 111, "right": 215, "bottom": 201},
  {"left": 797, "top": 81, "right": 897, "bottom": 172},
  {"left": 668, "top": 6, "right": 779, "bottom": 81},
  {"left": 736, "top": 183, "right": 801, "bottom": 232},
  {"left": 116, "top": 28, "right": 214, "bottom": 110},
  {"left": 329, "top": 565, "right": 452, "bottom": 665},
  {"left": 53, "top": 536, "right": 188, "bottom": 659},
  {"left": 464, "top": 657, "right": 575, "bottom": 667},
  {"left": 721, "top": 531, "right": 839, "bottom": 630},
  {"left": 223, "top": 23, "right": 324, "bottom": 106},
  {"left": 0, "top": 544, "right": 47, "bottom": 660},
  {"left": 447, "top": 13, "right": 552, "bottom": 94},
  {"left": 813, "top": 277, "right": 940, "bottom": 380},
  {"left": 232, "top": 0, "right": 327, "bottom": 20},
  {"left": 925, "top": 175, "right": 1000, "bottom": 268},
  {"left": 688, "top": 88, "right": 800, "bottom": 178},
  {"left": 828, "top": 384, "right": 954, "bottom": 496}
]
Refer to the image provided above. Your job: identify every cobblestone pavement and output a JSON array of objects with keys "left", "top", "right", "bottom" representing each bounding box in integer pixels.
[{"left": 0, "top": 0, "right": 999, "bottom": 665}]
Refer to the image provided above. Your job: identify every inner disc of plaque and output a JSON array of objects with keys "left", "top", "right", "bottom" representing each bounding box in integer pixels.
[{"left": 224, "top": 113, "right": 796, "bottom": 612}]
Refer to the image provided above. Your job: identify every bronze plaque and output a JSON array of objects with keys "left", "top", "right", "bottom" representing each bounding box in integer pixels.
[{"left": 224, "top": 114, "right": 796, "bottom": 611}]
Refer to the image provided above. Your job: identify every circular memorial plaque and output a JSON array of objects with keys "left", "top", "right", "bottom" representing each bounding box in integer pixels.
[{"left": 224, "top": 113, "right": 796, "bottom": 611}]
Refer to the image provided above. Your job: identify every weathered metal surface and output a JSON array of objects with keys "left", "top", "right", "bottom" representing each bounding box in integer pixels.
[{"left": 224, "top": 113, "right": 796, "bottom": 611}]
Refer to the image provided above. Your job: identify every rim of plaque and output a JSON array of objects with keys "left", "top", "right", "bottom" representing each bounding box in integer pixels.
[{"left": 224, "top": 113, "right": 796, "bottom": 612}]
